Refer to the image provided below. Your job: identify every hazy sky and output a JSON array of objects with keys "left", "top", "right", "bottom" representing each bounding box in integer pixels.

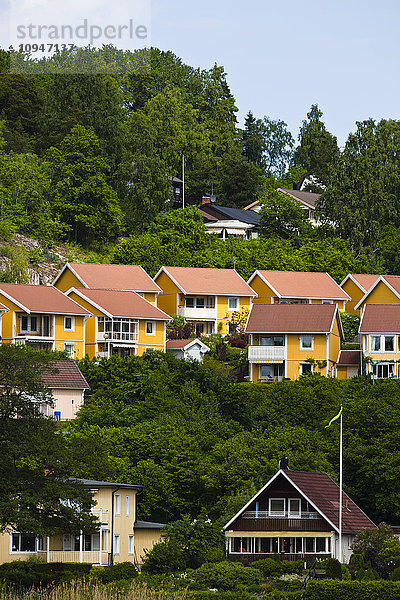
[{"left": 2, "top": 0, "right": 399, "bottom": 145}]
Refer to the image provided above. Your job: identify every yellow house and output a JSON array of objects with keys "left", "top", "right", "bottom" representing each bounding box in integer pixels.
[
  {"left": 245, "top": 304, "right": 343, "bottom": 382},
  {"left": 154, "top": 266, "right": 255, "bottom": 336},
  {"left": 339, "top": 274, "right": 380, "bottom": 315},
  {"left": 336, "top": 350, "right": 360, "bottom": 379},
  {"left": 53, "top": 262, "right": 161, "bottom": 306},
  {"left": 0, "top": 478, "right": 164, "bottom": 566},
  {"left": 66, "top": 288, "right": 170, "bottom": 358},
  {"left": 359, "top": 304, "right": 400, "bottom": 379},
  {"left": 0, "top": 283, "right": 90, "bottom": 358},
  {"left": 248, "top": 270, "right": 349, "bottom": 310},
  {"left": 355, "top": 275, "right": 400, "bottom": 315}
]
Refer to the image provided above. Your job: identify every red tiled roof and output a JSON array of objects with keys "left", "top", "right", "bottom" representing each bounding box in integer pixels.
[
  {"left": 337, "top": 350, "right": 360, "bottom": 366},
  {"left": 72, "top": 288, "right": 170, "bottom": 320},
  {"left": 41, "top": 360, "right": 90, "bottom": 390},
  {"left": 359, "top": 304, "right": 400, "bottom": 333},
  {"left": 286, "top": 471, "right": 376, "bottom": 533},
  {"left": 158, "top": 266, "right": 255, "bottom": 296},
  {"left": 56, "top": 263, "right": 161, "bottom": 293},
  {"left": 381, "top": 275, "right": 400, "bottom": 296},
  {"left": 166, "top": 339, "right": 195, "bottom": 349},
  {"left": 245, "top": 303, "right": 338, "bottom": 334},
  {"left": 347, "top": 274, "right": 380, "bottom": 292},
  {"left": 250, "top": 270, "right": 349, "bottom": 300},
  {"left": 0, "top": 283, "right": 89, "bottom": 315}
]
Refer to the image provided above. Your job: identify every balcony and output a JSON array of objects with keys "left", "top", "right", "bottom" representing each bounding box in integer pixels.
[
  {"left": 37, "top": 550, "right": 109, "bottom": 565},
  {"left": 177, "top": 306, "right": 217, "bottom": 321},
  {"left": 248, "top": 346, "right": 286, "bottom": 361},
  {"left": 97, "top": 331, "right": 138, "bottom": 343},
  {"left": 234, "top": 511, "right": 327, "bottom": 532}
]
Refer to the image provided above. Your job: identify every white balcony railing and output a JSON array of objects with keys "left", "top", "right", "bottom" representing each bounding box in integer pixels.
[
  {"left": 37, "top": 550, "right": 109, "bottom": 565},
  {"left": 177, "top": 306, "right": 217, "bottom": 320},
  {"left": 248, "top": 346, "right": 286, "bottom": 361},
  {"left": 97, "top": 331, "right": 138, "bottom": 343},
  {"left": 243, "top": 510, "right": 320, "bottom": 519}
]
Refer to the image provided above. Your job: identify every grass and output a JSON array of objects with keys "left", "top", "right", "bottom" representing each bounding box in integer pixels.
[{"left": 0, "top": 580, "right": 189, "bottom": 600}]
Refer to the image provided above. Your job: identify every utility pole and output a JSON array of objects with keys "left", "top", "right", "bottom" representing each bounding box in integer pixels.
[{"left": 182, "top": 154, "right": 185, "bottom": 209}]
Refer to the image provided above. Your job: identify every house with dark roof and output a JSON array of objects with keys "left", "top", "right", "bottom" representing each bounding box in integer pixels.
[
  {"left": 40, "top": 360, "right": 90, "bottom": 421},
  {"left": 359, "top": 304, "right": 400, "bottom": 379},
  {"left": 199, "top": 201, "right": 260, "bottom": 240},
  {"left": 244, "top": 188, "right": 321, "bottom": 226},
  {"left": 223, "top": 464, "right": 376, "bottom": 564},
  {"left": 245, "top": 303, "right": 343, "bottom": 381},
  {"left": 154, "top": 266, "right": 255, "bottom": 336},
  {"left": 248, "top": 270, "right": 349, "bottom": 311},
  {"left": 0, "top": 478, "right": 164, "bottom": 566},
  {"left": 340, "top": 274, "right": 380, "bottom": 315},
  {"left": 336, "top": 350, "right": 360, "bottom": 379}
]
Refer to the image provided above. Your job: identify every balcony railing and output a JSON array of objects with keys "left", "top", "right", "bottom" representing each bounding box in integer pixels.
[
  {"left": 248, "top": 346, "right": 286, "bottom": 361},
  {"left": 37, "top": 550, "right": 108, "bottom": 565},
  {"left": 97, "top": 331, "right": 138, "bottom": 343},
  {"left": 243, "top": 511, "right": 319, "bottom": 519},
  {"left": 177, "top": 306, "right": 217, "bottom": 320}
]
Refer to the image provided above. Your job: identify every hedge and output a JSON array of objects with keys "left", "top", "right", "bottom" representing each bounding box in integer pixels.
[
  {"left": 305, "top": 579, "right": 400, "bottom": 600},
  {"left": 0, "top": 561, "right": 92, "bottom": 588}
]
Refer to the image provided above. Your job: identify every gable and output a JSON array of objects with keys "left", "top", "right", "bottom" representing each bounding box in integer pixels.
[
  {"left": 155, "top": 270, "right": 182, "bottom": 294},
  {"left": 356, "top": 280, "right": 400, "bottom": 310},
  {"left": 248, "top": 274, "right": 276, "bottom": 303},
  {"left": 54, "top": 267, "right": 85, "bottom": 292}
]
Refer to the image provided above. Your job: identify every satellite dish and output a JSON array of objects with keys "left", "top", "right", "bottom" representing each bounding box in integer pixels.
[{"left": 210, "top": 195, "right": 216, "bottom": 203}]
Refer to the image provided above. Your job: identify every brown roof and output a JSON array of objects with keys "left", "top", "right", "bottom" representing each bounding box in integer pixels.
[
  {"left": 359, "top": 304, "right": 400, "bottom": 333},
  {"left": 245, "top": 303, "right": 339, "bottom": 334},
  {"left": 343, "top": 274, "right": 380, "bottom": 292},
  {"left": 166, "top": 339, "right": 195, "bottom": 349},
  {"left": 277, "top": 188, "right": 320, "bottom": 209},
  {"left": 55, "top": 263, "right": 161, "bottom": 293},
  {"left": 41, "top": 360, "right": 90, "bottom": 390},
  {"left": 382, "top": 275, "right": 400, "bottom": 297},
  {"left": 249, "top": 270, "right": 349, "bottom": 300},
  {"left": 337, "top": 350, "right": 360, "bottom": 366},
  {"left": 72, "top": 288, "right": 170, "bottom": 320},
  {"left": 0, "top": 283, "right": 89, "bottom": 315},
  {"left": 286, "top": 471, "right": 376, "bottom": 533},
  {"left": 157, "top": 266, "right": 255, "bottom": 296}
]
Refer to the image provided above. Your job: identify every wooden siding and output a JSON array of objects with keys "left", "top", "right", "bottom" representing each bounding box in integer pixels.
[{"left": 232, "top": 517, "right": 328, "bottom": 532}]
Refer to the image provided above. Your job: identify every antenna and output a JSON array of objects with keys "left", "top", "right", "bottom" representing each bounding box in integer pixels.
[{"left": 182, "top": 154, "right": 185, "bottom": 209}]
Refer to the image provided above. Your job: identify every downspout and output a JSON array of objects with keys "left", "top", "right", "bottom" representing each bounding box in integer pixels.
[{"left": 110, "top": 486, "right": 120, "bottom": 566}]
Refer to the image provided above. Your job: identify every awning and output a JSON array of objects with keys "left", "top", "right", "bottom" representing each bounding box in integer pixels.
[{"left": 111, "top": 343, "right": 137, "bottom": 348}]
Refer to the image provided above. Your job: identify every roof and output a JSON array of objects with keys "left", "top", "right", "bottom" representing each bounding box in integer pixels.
[
  {"left": 355, "top": 275, "right": 400, "bottom": 310},
  {"left": 70, "top": 288, "right": 170, "bottom": 320},
  {"left": 41, "top": 360, "right": 90, "bottom": 390},
  {"left": 248, "top": 270, "right": 349, "bottom": 301},
  {"left": 277, "top": 188, "right": 321, "bottom": 209},
  {"left": 54, "top": 263, "right": 161, "bottom": 293},
  {"left": 337, "top": 350, "right": 360, "bottom": 367},
  {"left": 224, "top": 469, "right": 376, "bottom": 534},
  {"left": 166, "top": 338, "right": 210, "bottom": 351},
  {"left": 245, "top": 303, "right": 341, "bottom": 335},
  {"left": 0, "top": 283, "right": 90, "bottom": 315},
  {"left": 340, "top": 274, "right": 380, "bottom": 293},
  {"left": 156, "top": 266, "right": 255, "bottom": 296},
  {"left": 359, "top": 304, "right": 400, "bottom": 333},
  {"left": 72, "top": 478, "right": 142, "bottom": 490},
  {"left": 135, "top": 520, "right": 166, "bottom": 529},
  {"left": 199, "top": 205, "right": 260, "bottom": 225}
]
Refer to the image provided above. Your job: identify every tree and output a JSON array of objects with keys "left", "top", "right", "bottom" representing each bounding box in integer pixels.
[
  {"left": 0, "top": 345, "right": 97, "bottom": 535},
  {"left": 352, "top": 524, "right": 400, "bottom": 579},
  {"left": 294, "top": 104, "right": 339, "bottom": 190},
  {"left": 47, "top": 124, "right": 123, "bottom": 243},
  {"left": 243, "top": 112, "right": 294, "bottom": 177},
  {"left": 259, "top": 189, "right": 312, "bottom": 239}
]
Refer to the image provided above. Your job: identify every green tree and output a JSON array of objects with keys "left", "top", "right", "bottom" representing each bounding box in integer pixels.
[
  {"left": 243, "top": 112, "right": 294, "bottom": 177},
  {"left": 352, "top": 524, "right": 400, "bottom": 579},
  {"left": 259, "top": 189, "right": 312, "bottom": 239},
  {"left": 47, "top": 124, "right": 123, "bottom": 243},
  {"left": 0, "top": 345, "right": 96, "bottom": 535}
]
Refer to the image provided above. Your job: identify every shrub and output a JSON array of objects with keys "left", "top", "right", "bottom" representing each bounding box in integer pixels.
[
  {"left": 251, "top": 557, "right": 282, "bottom": 577},
  {"left": 392, "top": 566, "right": 400, "bottom": 581},
  {"left": 305, "top": 580, "right": 400, "bottom": 600},
  {"left": 95, "top": 561, "right": 138, "bottom": 583},
  {"left": 325, "top": 558, "right": 342, "bottom": 579},
  {"left": 188, "top": 561, "right": 261, "bottom": 591},
  {"left": 0, "top": 561, "right": 91, "bottom": 589}
]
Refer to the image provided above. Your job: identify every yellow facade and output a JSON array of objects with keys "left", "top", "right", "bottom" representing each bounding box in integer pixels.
[
  {"left": 156, "top": 271, "right": 181, "bottom": 315},
  {"left": 341, "top": 279, "right": 365, "bottom": 315},
  {"left": 356, "top": 281, "right": 399, "bottom": 312},
  {"left": 0, "top": 292, "right": 86, "bottom": 358}
]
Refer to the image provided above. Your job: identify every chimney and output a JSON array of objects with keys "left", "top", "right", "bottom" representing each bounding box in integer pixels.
[
  {"left": 279, "top": 457, "right": 289, "bottom": 470},
  {"left": 202, "top": 195, "right": 211, "bottom": 205}
]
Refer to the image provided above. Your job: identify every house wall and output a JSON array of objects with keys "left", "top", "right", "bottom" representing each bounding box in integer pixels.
[
  {"left": 50, "top": 389, "right": 84, "bottom": 420},
  {"left": 358, "top": 281, "right": 399, "bottom": 311},
  {"left": 54, "top": 269, "right": 83, "bottom": 292},
  {"left": 217, "top": 295, "right": 252, "bottom": 335},
  {"left": 143, "top": 293, "right": 157, "bottom": 306},
  {"left": 137, "top": 320, "right": 166, "bottom": 355},
  {"left": 134, "top": 529, "right": 163, "bottom": 564},
  {"left": 154, "top": 272, "right": 180, "bottom": 316},
  {"left": 68, "top": 292, "right": 104, "bottom": 359},
  {"left": 53, "top": 315, "right": 86, "bottom": 359},
  {"left": 249, "top": 276, "right": 275, "bottom": 304},
  {"left": 342, "top": 280, "right": 364, "bottom": 315}
]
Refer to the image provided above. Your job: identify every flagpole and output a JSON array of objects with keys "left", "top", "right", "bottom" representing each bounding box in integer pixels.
[{"left": 339, "top": 403, "right": 343, "bottom": 563}]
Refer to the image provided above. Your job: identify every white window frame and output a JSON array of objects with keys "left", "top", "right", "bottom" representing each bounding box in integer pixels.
[
  {"left": 300, "top": 362, "right": 313, "bottom": 375},
  {"left": 126, "top": 495, "right": 129, "bottom": 516},
  {"left": 114, "top": 534, "right": 120, "bottom": 555},
  {"left": 64, "top": 343, "right": 75, "bottom": 358},
  {"left": 228, "top": 297, "right": 239, "bottom": 311},
  {"left": 114, "top": 493, "right": 121, "bottom": 516},
  {"left": 10, "top": 532, "right": 37, "bottom": 554},
  {"left": 64, "top": 316, "right": 75, "bottom": 332},
  {"left": 370, "top": 335, "right": 381, "bottom": 352},
  {"left": 384, "top": 336, "right": 395, "bottom": 352},
  {"left": 20, "top": 315, "right": 39, "bottom": 333},
  {"left": 145, "top": 321, "right": 156, "bottom": 336},
  {"left": 128, "top": 534, "right": 134, "bottom": 555},
  {"left": 288, "top": 498, "right": 301, "bottom": 518},
  {"left": 269, "top": 498, "right": 285, "bottom": 516},
  {"left": 300, "top": 335, "right": 314, "bottom": 350}
]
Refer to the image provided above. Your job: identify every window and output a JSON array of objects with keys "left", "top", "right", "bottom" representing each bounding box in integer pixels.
[
  {"left": 260, "top": 364, "right": 283, "bottom": 380},
  {"left": 114, "top": 534, "right": 120, "bottom": 555},
  {"left": 371, "top": 336, "right": 381, "bottom": 351},
  {"left": 316, "top": 537, "right": 326, "bottom": 552},
  {"left": 260, "top": 336, "right": 284, "bottom": 346},
  {"left": 305, "top": 537, "right": 315, "bottom": 553},
  {"left": 64, "top": 316, "right": 74, "bottom": 331},
  {"left": 300, "top": 336, "right": 314, "bottom": 350},
  {"left": 126, "top": 495, "right": 130, "bottom": 516},
  {"left": 185, "top": 297, "right": 194, "bottom": 308},
  {"left": 20, "top": 315, "right": 38, "bottom": 333},
  {"left": 288, "top": 498, "right": 301, "bottom": 517},
  {"left": 300, "top": 363, "right": 313, "bottom": 375},
  {"left": 228, "top": 297, "right": 239, "bottom": 310},
  {"left": 11, "top": 533, "right": 36, "bottom": 553},
  {"left": 269, "top": 498, "right": 285, "bottom": 516},
  {"left": 373, "top": 363, "right": 395, "bottom": 378},
  {"left": 385, "top": 336, "right": 394, "bottom": 352},
  {"left": 114, "top": 494, "right": 121, "bottom": 516},
  {"left": 30, "top": 316, "right": 38, "bottom": 332},
  {"left": 128, "top": 535, "right": 134, "bottom": 555},
  {"left": 196, "top": 297, "right": 205, "bottom": 308},
  {"left": 145, "top": 321, "right": 155, "bottom": 336},
  {"left": 64, "top": 343, "right": 75, "bottom": 358},
  {"left": 322, "top": 301, "right": 333, "bottom": 304}
]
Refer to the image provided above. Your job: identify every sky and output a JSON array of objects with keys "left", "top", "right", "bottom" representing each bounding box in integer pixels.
[{"left": 2, "top": 0, "right": 399, "bottom": 145}]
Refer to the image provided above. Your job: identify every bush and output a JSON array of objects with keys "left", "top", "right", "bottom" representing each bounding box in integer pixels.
[
  {"left": 325, "top": 558, "right": 342, "bottom": 579},
  {"left": 251, "top": 557, "right": 282, "bottom": 577},
  {"left": 189, "top": 561, "right": 261, "bottom": 591},
  {"left": 305, "top": 580, "right": 400, "bottom": 600},
  {"left": 392, "top": 566, "right": 400, "bottom": 581},
  {"left": 0, "top": 561, "right": 91, "bottom": 588},
  {"left": 94, "top": 562, "right": 138, "bottom": 583}
]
